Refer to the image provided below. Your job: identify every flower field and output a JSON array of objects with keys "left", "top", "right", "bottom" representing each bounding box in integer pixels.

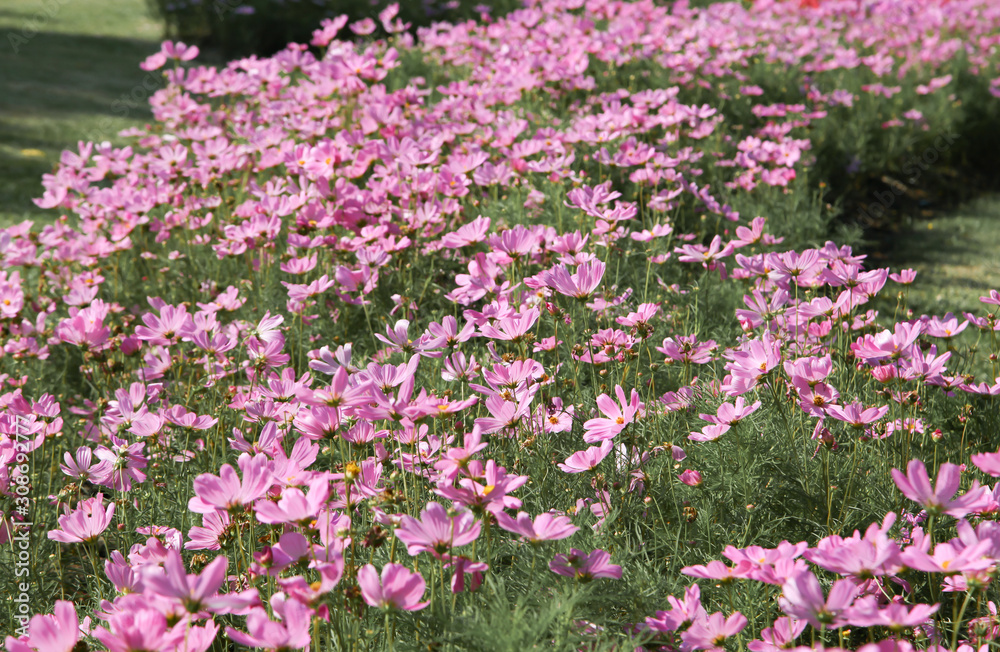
[{"left": 5, "top": 0, "right": 1000, "bottom": 649}]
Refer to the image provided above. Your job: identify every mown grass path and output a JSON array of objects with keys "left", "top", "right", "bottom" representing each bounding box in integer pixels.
[{"left": 874, "top": 195, "right": 1000, "bottom": 316}]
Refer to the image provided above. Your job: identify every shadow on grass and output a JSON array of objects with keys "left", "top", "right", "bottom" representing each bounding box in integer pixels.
[
  {"left": 0, "top": 29, "right": 160, "bottom": 223},
  {"left": 875, "top": 195, "right": 1000, "bottom": 315},
  {"left": 1, "top": 32, "right": 160, "bottom": 114}
]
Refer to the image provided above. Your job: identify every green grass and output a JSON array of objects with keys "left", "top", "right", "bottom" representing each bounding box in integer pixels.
[
  {"left": 0, "top": 0, "right": 162, "bottom": 226},
  {"left": 874, "top": 194, "right": 1000, "bottom": 316}
]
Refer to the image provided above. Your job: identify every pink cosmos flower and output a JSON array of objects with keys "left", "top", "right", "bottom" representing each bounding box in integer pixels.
[
  {"left": 274, "top": 561, "right": 343, "bottom": 616},
  {"left": 891, "top": 459, "right": 990, "bottom": 518},
  {"left": 251, "top": 310, "right": 285, "bottom": 344},
  {"left": 434, "top": 426, "right": 488, "bottom": 483},
  {"left": 923, "top": 312, "right": 968, "bottom": 339},
  {"left": 657, "top": 334, "right": 717, "bottom": 365},
  {"left": 139, "top": 52, "right": 169, "bottom": 72},
  {"left": 255, "top": 476, "right": 330, "bottom": 526},
  {"left": 310, "top": 14, "right": 349, "bottom": 46},
  {"left": 675, "top": 234, "right": 735, "bottom": 268},
  {"left": 280, "top": 253, "right": 317, "bottom": 275},
  {"left": 736, "top": 288, "right": 789, "bottom": 330},
  {"left": 357, "top": 563, "right": 429, "bottom": 611},
  {"left": 134, "top": 303, "right": 195, "bottom": 345},
  {"left": 804, "top": 518, "right": 903, "bottom": 580},
  {"left": 226, "top": 600, "right": 312, "bottom": 651},
  {"left": 495, "top": 511, "right": 579, "bottom": 544},
  {"left": 748, "top": 616, "right": 806, "bottom": 652},
  {"left": 395, "top": 502, "right": 480, "bottom": 559},
  {"left": 558, "top": 440, "right": 614, "bottom": 474},
  {"left": 143, "top": 550, "right": 258, "bottom": 615},
  {"left": 441, "top": 215, "right": 490, "bottom": 249},
  {"left": 474, "top": 391, "right": 535, "bottom": 435},
  {"left": 94, "top": 434, "right": 148, "bottom": 492},
  {"left": 441, "top": 351, "right": 480, "bottom": 382},
  {"left": 779, "top": 571, "right": 857, "bottom": 628},
  {"left": 379, "top": 2, "right": 409, "bottom": 32},
  {"left": 479, "top": 308, "right": 539, "bottom": 342},
  {"left": 55, "top": 313, "right": 111, "bottom": 350},
  {"left": 48, "top": 494, "right": 115, "bottom": 544},
  {"left": 825, "top": 401, "right": 889, "bottom": 430},
  {"left": 445, "top": 555, "right": 488, "bottom": 594},
  {"left": 899, "top": 536, "right": 995, "bottom": 575},
  {"left": 771, "top": 249, "right": 825, "bottom": 288},
  {"left": 582, "top": 385, "right": 643, "bottom": 443},
  {"left": 539, "top": 260, "right": 606, "bottom": 299},
  {"left": 162, "top": 405, "right": 217, "bottom": 430},
  {"left": 188, "top": 453, "right": 273, "bottom": 514},
  {"left": 105, "top": 551, "right": 142, "bottom": 595},
  {"left": 721, "top": 333, "right": 782, "bottom": 395},
  {"left": 565, "top": 182, "right": 621, "bottom": 216},
  {"left": 852, "top": 322, "right": 922, "bottom": 363},
  {"left": 3, "top": 600, "right": 79, "bottom": 652},
  {"left": 679, "top": 470, "right": 703, "bottom": 486},
  {"left": 971, "top": 450, "right": 1000, "bottom": 477},
  {"left": 92, "top": 608, "right": 187, "bottom": 652},
  {"left": 487, "top": 225, "right": 541, "bottom": 261},
  {"left": 682, "top": 560, "right": 753, "bottom": 583},
  {"left": 845, "top": 596, "right": 938, "bottom": 629},
  {"left": 253, "top": 531, "right": 310, "bottom": 576},
  {"left": 426, "top": 315, "right": 477, "bottom": 348},
  {"left": 681, "top": 611, "right": 748, "bottom": 651},
  {"left": 374, "top": 319, "right": 441, "bottom": 358},
  {"left": 163, "top": 40, "right": 199, "bottom": 61},
  {"left": 890, "top": 269, "right": 917, "bottom": 284},
  {"left": 308, "top": 343, "right": 357, "bottom": 375},
  {"left": 435, "top": 459, "right": 527, "bottom": 516},
  {"left": 616, "top": 302, "right": 660, "bottom": 330},
  {"left": 731, "top": 216, "right": 780, "bottom": 248},
  {"left": 689, "top": 423, "right": 731, "bottom": 442},
  {"left": 700, "top": 397, "right": 761, "bottom": 426},
  {"left": 186, "top": 510, "right": 231, "bottom": 551},
  {"left": 549, "top": 548, "right": 622, "bottom": 581},
  {"left": 60, "top": 446, "right": 112, "bottom": 484},
  {"left": 535, "top": 397, "right": 574, "bottom": 434},
  {"left": 784, "top": 355, "right": 833, "bottom": 386},
  {"left": 476, "top": 358, "right": 544, "bottom": 394},
  {"left": 644, "top": 583, "right": 707, "bottom": 634}
]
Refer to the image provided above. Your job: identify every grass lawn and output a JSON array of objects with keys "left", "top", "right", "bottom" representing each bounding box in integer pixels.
[
  {"left": 0, "top": 0, "right": 162, "bottom": 226},
  {"left": 871, "top": 194, "right": 1000, "bottom": 317}
]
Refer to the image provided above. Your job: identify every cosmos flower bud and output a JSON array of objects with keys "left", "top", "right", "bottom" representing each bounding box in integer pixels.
[{"left": 678, "top": 469, "right": 703, "bottom": 487}]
